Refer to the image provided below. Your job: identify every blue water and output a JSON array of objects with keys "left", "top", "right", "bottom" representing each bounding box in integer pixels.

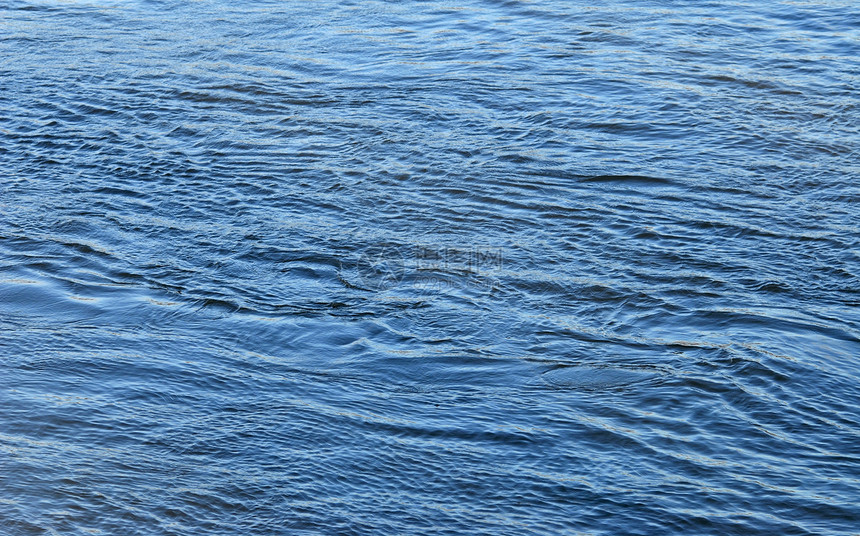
[{"left": 2, "top": 1, "right": 859, "bottom": 534}]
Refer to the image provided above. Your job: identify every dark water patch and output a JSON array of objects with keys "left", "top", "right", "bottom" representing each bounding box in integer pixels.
[
  {"left": 540, "top": 364, "right": 663, "bottom": 391},
  {"left": 580, "top": 174, "right": 677, "bottom": 186}
]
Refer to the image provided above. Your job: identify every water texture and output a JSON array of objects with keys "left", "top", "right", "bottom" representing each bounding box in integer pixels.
[{"left": 1, "top": 0, "right": 859, "bottom": 534}]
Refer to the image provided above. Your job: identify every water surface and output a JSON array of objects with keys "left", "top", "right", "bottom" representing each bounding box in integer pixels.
[{"left": 2, "top": 1, "right": 859, "bottom": 534}]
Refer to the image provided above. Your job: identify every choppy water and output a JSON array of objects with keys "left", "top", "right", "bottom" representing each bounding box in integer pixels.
[{"left": 2, "top": 0, "right": 859, "bottom": 534}]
